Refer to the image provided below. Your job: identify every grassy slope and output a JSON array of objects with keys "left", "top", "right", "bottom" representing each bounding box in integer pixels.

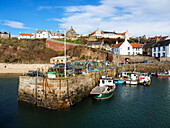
[{"left": 0, "top": 38, "right": 63, "bottom": 63}]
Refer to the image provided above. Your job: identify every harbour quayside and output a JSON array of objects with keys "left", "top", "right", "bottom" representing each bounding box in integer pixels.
[{"left": 90, "top": 76, "right": 116, "bottom": 100}]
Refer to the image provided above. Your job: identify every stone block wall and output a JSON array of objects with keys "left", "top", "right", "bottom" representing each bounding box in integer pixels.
[{"left": 18, "top": 69, "right": 116, "bottom": 109}]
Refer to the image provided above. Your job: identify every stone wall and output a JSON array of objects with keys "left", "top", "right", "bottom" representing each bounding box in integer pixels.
[
  {"left": 118, "top": 62, "right": 170, "bottom": 73},
  {"left": 160, "top": 57, "right": 170, "bottom": 62},
  {"left": 18, "top": 68, "right": 116, "bottom": 109},
  {"left": 46, "top": 39, "right": 78, "bottom": 51}
]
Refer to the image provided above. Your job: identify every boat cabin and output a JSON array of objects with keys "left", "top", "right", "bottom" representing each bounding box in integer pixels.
[{"left": 99, "top": 76, "right": 114, "bottom": 86}]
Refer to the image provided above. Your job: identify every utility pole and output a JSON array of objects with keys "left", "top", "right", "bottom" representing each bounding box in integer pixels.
[{"left": 64, "top": 28, "right": 67, "bottom": 78}]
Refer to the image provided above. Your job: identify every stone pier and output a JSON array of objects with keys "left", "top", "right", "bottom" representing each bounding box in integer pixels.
[
  {"left": 118, "top": 62, "right": 170, "bottom": 73},
  {"left": 18, "top": 69, "right": 116, "bottom": 109}
]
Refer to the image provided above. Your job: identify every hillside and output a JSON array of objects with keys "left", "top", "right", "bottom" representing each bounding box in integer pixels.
[{"left": 0, "top": 38, "right": 63, "bottom": 63}]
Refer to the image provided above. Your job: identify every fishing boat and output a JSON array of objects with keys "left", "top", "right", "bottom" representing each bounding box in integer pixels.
[
  {"left": 138, "top": 73, "right": 151, "bottom": 85},
  {"left": 125, "top": 72, "right": 138, "bottom": 85},
  {"left": 90, "top": 76, "right": 116, "bottom": 100},
  {"left": 157, "top": 70, "right": 170, "bottom": 77}
]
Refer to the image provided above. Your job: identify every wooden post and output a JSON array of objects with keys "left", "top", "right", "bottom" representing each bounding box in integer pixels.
[
  {"left": 67, "top": 79, "right": 69, "bottom": 98},
  {"left": 59, "top": 79, "right": 61, "bottom": 99}
]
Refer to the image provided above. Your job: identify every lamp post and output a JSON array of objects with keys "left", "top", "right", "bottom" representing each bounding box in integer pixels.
[{"left": 64, "top": 28, "right": 67, "bottom": 78}]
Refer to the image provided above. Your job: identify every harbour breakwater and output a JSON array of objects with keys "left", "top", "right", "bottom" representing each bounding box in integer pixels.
[
  {"left": 18, "top": 69, "right": 116, "bottom": 109},
  {"left": 119, "top": 62, "right": 170, "bottom": 73}
]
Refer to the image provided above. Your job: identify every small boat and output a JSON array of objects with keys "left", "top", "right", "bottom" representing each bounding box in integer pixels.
[
  {"left": 114, "top": 77, "right": 125, "bottom": 84},
  {"left": 125, "top": 72, "right": 138, "bottom": 85},
  {"left": 90, "top": 76, "right": 116, "bottom": 100},
  {"left": 151, "top": 73, "right": 157, "bottom": 76},
  {"left": 157, "top": 70, "right": 170, "bottom": 77},
  {"left": 138, "top": 73, "right": 151, "bottom": 85}
]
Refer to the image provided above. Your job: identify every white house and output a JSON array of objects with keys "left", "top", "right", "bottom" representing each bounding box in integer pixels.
[
  {"left": 18, "top": 33, "right": 34, "bottom": 39},
  {"left": 112, "top": 39, "right": 132, "bottom": 55},
  {"left": 90, "top": 28, "right": 102, "bottom": 38},
  {"left": 51, "top": 32, "right": 65, "bottom": 39},
  {"left": 130, "top": 43, "right": 142, "bottom": 55},
  {"left": 81, "top": 32, "right": 88, "bottom": 37},
  {"left": 152, "top": 39, "right": 170, "bottom": 57},
  {"left": 90, "top": 28, "right": 129, "bottom": 39},
  {"left": 35, "top": 29, "right": 52, "bottom": 39}
]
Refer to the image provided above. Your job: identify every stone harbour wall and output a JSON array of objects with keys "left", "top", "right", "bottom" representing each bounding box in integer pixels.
[
  {"left": 18, "top": 69, "right": 116, "bottom": 109},
  {"left": 118, "top": 62, "right": 170, "bottom": 73}
]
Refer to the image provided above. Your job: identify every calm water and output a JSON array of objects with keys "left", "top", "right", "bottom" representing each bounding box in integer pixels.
[{"left": 0, "top": 75, "right": 170, "bottom": 128}]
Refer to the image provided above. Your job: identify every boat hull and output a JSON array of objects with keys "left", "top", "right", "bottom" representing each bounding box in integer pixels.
[
  {"left": 114, "top": 80, "right": 125, "bottom": 84},
  {"left": 92, "top": 89, "right": 114, "bottom": 100},
  {"left": 157, "top": 74, "right": 170, "bottom": 77},
  {"left": 126, "top": 80, "right": 138, "bottom": 85}
]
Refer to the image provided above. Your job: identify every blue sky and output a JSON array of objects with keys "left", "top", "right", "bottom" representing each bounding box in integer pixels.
[{"left": 1, "top": 0, "right": 170, "bottom": 37}]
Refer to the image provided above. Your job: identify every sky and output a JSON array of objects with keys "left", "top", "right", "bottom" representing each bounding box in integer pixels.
[{"left": 0, "top": 0, "right": 170, "bottom": 37}]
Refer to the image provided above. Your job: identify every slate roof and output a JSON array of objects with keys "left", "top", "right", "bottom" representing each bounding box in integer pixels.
[
  {"left": 102, "top": 31, "right": 116, "bottom": 34},
  {"left": 143, "top": 42, "right": 156, "bottom": 48},
  {"left": 153, "top": 39, "right": 170, "bottom": 47},
  {"left": 0, "top": 31, "right": 8, "bottom": 34},
  {"left": 87, "top": 42, "right": 102, "bottom": 45}
]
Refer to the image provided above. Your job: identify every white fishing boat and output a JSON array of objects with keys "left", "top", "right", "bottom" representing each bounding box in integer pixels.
[
  {"left": 90, "top": 76, "right": 116, "bottom": 100},
  {"left": 139, "top": 73, "right": 151, "bottom": 85},
  {"left": 125, "top": 72, "right": 138, "bottom": 85}
]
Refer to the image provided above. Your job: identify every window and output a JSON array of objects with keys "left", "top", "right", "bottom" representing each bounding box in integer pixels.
[
  {"left": 158, "top": 47, "right": 160, "bottom": 52},
  {"left": 57, "top": 60, "right": 59, "bottom": 62},
  {"left": 61, "top": 60, "right": 63, "bottom": 62},
  {"left": 154, "top": 53, "right": 156, "bottom": 57},
  {"left": 158, "top": 53, "right": 160, "bottom": 57},
  {"left": 128, "top": 52, "right": 131, "bottom": 55},
  {"left": 162, "top": 53, "right": 165, "bottom": 57},
  {"left": 128, "top": 47, "right": 130, "bottom": 50},
  {"left": 154, "top": 47, "right": 156, "bottom": 52},
  {"left": 163, "top": 46, "right": 165, "bottom": 51}
]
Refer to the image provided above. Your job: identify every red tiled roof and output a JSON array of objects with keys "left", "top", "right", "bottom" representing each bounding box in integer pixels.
[
  {"left": 113, "top": 42, "right": 124, "bottom": 48},
  {"left": 130, "top": 43, "right": 141, "bottom": 48},
  {"left": 116, "top": 32, "right": 126, "bottom": 35},
  {"left": 150, "top": 36, "right": 168, "bottom": 40},
  {"left": 90, "top": 30, "right": 97, "bottom": 35},
  {"left": 20, "top": 33, "right": 34, "bottom": 36}
]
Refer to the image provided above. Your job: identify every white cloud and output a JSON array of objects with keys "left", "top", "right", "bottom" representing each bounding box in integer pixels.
[
  {"left": 3, "top": 20, "right": 31, "bottom": 29},
  {"left": 47, "top": 0, "right": 170, "bottom": 36}
]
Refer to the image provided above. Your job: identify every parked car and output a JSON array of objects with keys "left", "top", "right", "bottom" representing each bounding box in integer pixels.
[{"left": 27, "top": 70, "right": 45, "bottom": 77}]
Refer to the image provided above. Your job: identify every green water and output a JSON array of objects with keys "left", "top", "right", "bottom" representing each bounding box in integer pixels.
[{"left": 0, "top": 75, "right": 170, "bottom": 128}]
